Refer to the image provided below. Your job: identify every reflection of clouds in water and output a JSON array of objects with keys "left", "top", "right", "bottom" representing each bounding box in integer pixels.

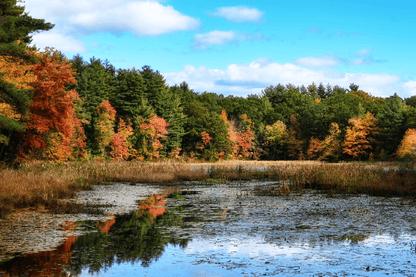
[
  {"left": 184, "top": 236, "right": 306, "bottom": 257},
  {"left": 363, "top": 233, "right": 416, "bottom": 247}
]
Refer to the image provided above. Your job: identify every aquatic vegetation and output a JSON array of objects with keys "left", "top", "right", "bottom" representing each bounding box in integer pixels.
[{"left": 1, "top": 160, "right": 415, "bottom": 219}]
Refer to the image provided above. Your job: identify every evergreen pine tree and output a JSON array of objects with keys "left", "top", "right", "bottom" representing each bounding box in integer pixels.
[{"left": 111, "top": 68, "right": 147, "bottom": 122}]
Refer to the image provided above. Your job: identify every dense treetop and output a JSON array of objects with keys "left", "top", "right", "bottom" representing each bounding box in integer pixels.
[{"left": 1, "top": 1, "right": 416, "bottom": 164}]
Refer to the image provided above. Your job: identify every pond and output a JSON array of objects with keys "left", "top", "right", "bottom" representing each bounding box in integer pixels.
[{"left": 1, "top": 181, "right": 416, "bottom": 276}]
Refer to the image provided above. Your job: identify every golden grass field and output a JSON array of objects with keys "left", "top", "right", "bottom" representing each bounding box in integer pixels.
[{"left": 0, "top": 160, "right": 415, "bottom": 219}]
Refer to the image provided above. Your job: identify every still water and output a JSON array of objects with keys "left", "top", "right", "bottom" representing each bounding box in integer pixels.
[{"left": 1, "top": 181, "right": 416, "bottom": 276}]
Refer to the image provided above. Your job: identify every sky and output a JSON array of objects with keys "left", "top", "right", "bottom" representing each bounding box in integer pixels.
[{"left": 24, "top": 0, "right": 416, "bottom": 98}]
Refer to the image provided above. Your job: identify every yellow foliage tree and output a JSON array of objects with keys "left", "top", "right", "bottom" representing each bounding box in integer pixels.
[
  {"left": 396, "top": 128, "right": 416, "bottom": 164},
  {"left": 320, "top": 122, "right": 342, "bottom": 161},
  {"left": 0, "top": 50, "right": 37, "bottom": 144}
]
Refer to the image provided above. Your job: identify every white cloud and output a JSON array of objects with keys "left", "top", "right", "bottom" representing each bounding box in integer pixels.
[
  {"left": 210, "top": 6, "right": 264, "bottom": 23},
  {"left": 193, "top": 30, "right": 266, "bottom": 49},
  {"left": 31, "top": 31, "right": 88, "bottom": 53},
  {"left": 24, "top": 0, "right": 200, "bottom": 36},
  {"left": 194, "top": 31, "right": 236, "bottom": 47},
  {"left": 403, "top": 81, "right": 416, "bottom": 95},
  {"left": 294, "top": 56, "right": 342, "bottom": 68},
  {"left": 185, "top": 237, "right": 305, "bottom": 257},
  {"left": 164, "top": 59, "right": 406, "bottom": 98}
]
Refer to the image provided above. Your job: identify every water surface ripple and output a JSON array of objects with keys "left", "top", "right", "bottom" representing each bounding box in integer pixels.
[{"left": 1, "top": 181, "right": 416, "bottom": 276}]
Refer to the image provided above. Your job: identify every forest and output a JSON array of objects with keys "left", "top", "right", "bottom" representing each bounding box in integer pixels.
[{"left": 1, "top": 0, "right": 416, "bottom": 165}]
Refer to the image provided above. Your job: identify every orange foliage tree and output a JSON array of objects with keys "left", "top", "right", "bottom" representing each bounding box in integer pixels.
[
  {"left": 342, "top": 112, "right": 381, "bottom": 160},
  {"left": 219, "top": 111, "right": 257, "bottom": 160},
  {"left": 16, "top": 51, "right": 86, "bottom": 161},
  {"left": 132, "top": 113, "right": 169, "bottom": 160},
  {"left": 235, "top": 114, "right": 257, "bottom": 159},
  {"left": 307, "top": 137, "right": 322, "bottom": 160},
  {"left": 396, "top": 128, "right": 416, "bottom": 163},
  {"left": 109, "top": 118, "right": 133, "bottom": 161},
  {"left": 196, "top": 131, "right": 212, "bottom": 150}
]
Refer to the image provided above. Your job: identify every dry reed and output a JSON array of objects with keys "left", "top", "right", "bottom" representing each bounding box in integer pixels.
[
  {"left": 1, "top": 160, "right": 415, "bottom": 219},
  {"left": 264, "top": 164, "right": 416, "bottom": 198}
]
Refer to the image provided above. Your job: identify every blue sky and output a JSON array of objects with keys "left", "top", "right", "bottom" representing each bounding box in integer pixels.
[{"left": 25, "top": 0, "right": 416, "bottom": 98}]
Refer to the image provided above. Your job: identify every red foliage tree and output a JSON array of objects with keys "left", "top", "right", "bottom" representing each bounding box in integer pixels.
[{"left": 16, "top": 51, "right": 86, "bottom": 161}]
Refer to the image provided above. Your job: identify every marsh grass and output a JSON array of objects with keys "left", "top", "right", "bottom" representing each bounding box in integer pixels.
[
  {"left": 1, "top": 160, "right": 415, "bottom": 219},
  {"left": 258, "top": 164, "right": 416, "bottom": 199}
]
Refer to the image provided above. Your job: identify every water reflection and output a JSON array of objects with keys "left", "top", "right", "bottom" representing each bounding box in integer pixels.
[
  {"left": 2, "top": 184, "right": 416, "bottom": 276},
  {"left": 0, "top": 192, "right": 189, "bottom": 276},
  {"left": 0, "top": 221, "right": 79, "bottom": 277}
]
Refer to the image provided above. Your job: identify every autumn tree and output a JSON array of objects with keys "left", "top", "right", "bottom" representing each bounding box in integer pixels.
[
  {"left": 94, "top": 100, "right": 116, "bottom": 156},
  {"left": 0, "top": 0, "right": 53, "bottom": 161},
  {"left": 182, "top": 103, "right": 232, "bottom": 161},
  {"left": 92, "top": 100, "right": 134, "bottom": 160},
  {"left": 235, "top": 114, "right": 257, "bottom": 159},
  {"left": 131, "top": 113, "right": 169, "bottom": 160},
  {"left": 15, "top": 51, "right": 85, "bottom": 161},
  {"left": 0, "top": 48, "right": 36, "bottom": 147},
  {"left": 108, "top": 118, "right": 133, "bottom": 161},
  {"left": 342, "top": 112, "right": 381, "bottom": 160},
  {"left": 263, "top": 120, "right": 288, "bottom": 160},
  {"left": 320, "top": 122, "right": 342, "bottom": 161},
  {"left": 307, "top": 137, "right": 322, "bottom": 160},
  {"left": 218, "top": 111, "right": 256, "bottom": 160},
  {"left": 396, "top": 129, "right": 416, "bottom": 165}
]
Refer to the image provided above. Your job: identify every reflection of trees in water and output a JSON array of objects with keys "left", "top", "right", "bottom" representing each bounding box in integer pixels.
[
  {"left": 0, "top": 192, "right": 190, "bottom": 276},
  {"left": 69, "top": 195, "right": 190, "bottom": 275},
  {"left": 0, "top": 222, "right": 78, "bottom": 277}
]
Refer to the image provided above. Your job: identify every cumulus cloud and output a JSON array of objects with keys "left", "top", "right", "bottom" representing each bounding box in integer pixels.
[
  {"left": 24, "top": 0, "right": 200, "bottom": 36},
  {"left": 194, "top": 31, "right": 236, "bottom": 47},
  {"left": 31, "top": 31, "right": 88, "bottom": 53},
  {"left": 294, "top": 55, "right": 343, "bottom": 68},
  {"left": 403, "top": 81, "right": 416, "bottom": 95},
  {"left": 164, "top": 59, "right": 405, "bottom": 97},
  {"left": 193, "top": 30, "right": 266, "bottom": 49},
  {"left": 210, "top": 6, "right": 264, "bottom": 23}
]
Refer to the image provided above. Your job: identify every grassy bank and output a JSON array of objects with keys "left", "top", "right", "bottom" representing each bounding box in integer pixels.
[
  {"left": 255, "top": 163, "right": 416, "bottom": 198},
  {"left": 0, "top": 160, "right": 415, "bottom": 219}
]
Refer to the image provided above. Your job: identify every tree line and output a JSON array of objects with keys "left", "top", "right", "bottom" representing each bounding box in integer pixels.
[{"left": 1, "top": 0, "right": 416, "bottom": 164}]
